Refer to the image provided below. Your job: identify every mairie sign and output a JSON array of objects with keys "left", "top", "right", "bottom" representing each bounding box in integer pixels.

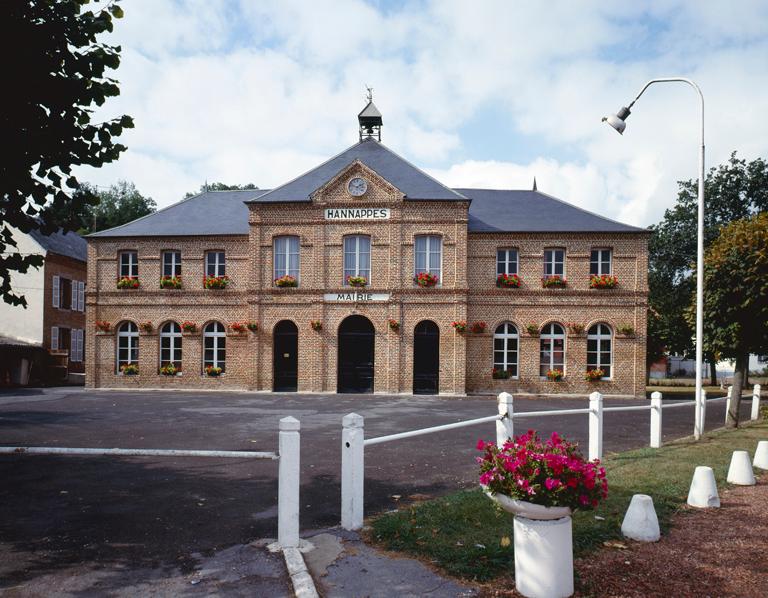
[
  {"left": 324, "top": 292, "right": 390, "bottom": 302},
  {"left": 324, "top": 207, "right": 390, "bottom": 220}
]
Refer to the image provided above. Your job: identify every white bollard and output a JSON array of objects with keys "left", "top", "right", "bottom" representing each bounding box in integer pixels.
[
  {"left": 700, "top": 389, "right": 707, "bottom": 436},
  {"left": 650, "top": 391, "right": 662, "bottom": 449},
  {"left": 341, "top": 413, "right": 365, "bottom": 530},
  {"left": 726, "top": 450, "right": 756, "bottom": 485},
  {"left": 751, "top": 384, "right": 762, "bottom": 421},
  {"left": 686, "top": 466, "right": 720, "bottom": 508},
  {"left": 724, "top": 386, "right": 732, "bottom": 425},
  {"left": 278, "top": 416, "right": 301, "bottom": 549},
  {"left": 621, "top": 494, "right": 660, "bottom": 542},
  {"left": 497, "top": 392, "right": 514, "bottom": 446},
  {"left": 589, "top": 392, "right": 603, "bottom": 462},
  {"left": 513, "top": 515, "right": 573, "bottom": 598},
  {"left": 752, "top": 441, "right": 768, "bottom": 470}
]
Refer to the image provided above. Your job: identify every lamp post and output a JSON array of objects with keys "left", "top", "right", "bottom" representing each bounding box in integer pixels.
[{"left": 603, "top": 78, "right": 705, "bottom": 440}]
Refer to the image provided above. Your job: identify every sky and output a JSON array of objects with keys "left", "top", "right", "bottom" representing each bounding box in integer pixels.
[{"left": 79, "top": 0, "right": 768, "bottom": 227}]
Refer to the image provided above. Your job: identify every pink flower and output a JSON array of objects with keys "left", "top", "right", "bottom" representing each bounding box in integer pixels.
[
  {"left": 544, "top": 478, "right": 561, "bottom": 490},
  {"left": 476, "top": 439, "right": 485, "bottom": 451},
  {"left": 579, "top": 494, "right": 590, "bottom": 506}
]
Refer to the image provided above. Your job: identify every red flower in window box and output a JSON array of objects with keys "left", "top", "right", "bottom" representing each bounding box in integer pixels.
[
  {"left": 120, "top": 363, "right": 139, "bottom": 376},
  {"left": 139, "top": 321, "right": 153, "bottom": 333},
  {"left": 230, "top": 322, "right": 246, "bottom": 333},
  {"left": 492, "top": 368, "right": 512, "bottom": 380},
  {"left": 246, "top": 322, "right": 259, "bottom": 332},
  {"left": 205, "top": 365, "right": 222, "bottom": 377},
  {"left": 496, "top": 273, "right": 521, "bottom": 288},
  {"left": 181, "top": 321, "right": 197, "bottom": 333},
  {"left": 542, "top": 275, "right": 566, "bottom": 288},
  {"left": 585, "top": 368, "right": 605, "bottom": 381},
  {"left": 589, "top": 274, "right": 618, "bottom": 289},
  {"left": 95, "top": 320, "right": 111, "bottom": 333},
  {"left": 546, "top": 369, "right": 564, "bottom": 381},
  {"left": 203, "top": 275, "right": 229, "bottom": 289},
  {"left": 116, "top": 276, "right": 140, "bottom": 289},
  {"left": 388, "top": 319, "right": 400, "bottom": 332},
  {"left": 470, "top": 321, "right": 487, "bottom": 333},
  {"left": 274, "top": 275, "right": 298, "bottom": 288},
  {"left": 414, "top": 272, "right": 439, "bottom": 287},
  {"left": 452, "top": 320, "right": 467, "bottom": 333},
  {"left": 310, "top": 320, "right": 322, "bottom": 331},
  {"left": 346, "top": 275, "right": 368, "bottom": 288},
  {"left": 160, "top": 275, "right": 182, "bottom": 289}
]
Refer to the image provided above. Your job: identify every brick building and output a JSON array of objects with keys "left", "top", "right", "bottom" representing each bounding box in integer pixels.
[{"left": 85, "top": 102, "right": 649, "bottom": 397}]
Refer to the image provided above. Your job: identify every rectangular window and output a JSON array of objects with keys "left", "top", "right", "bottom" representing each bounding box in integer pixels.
[
  {"left": 590, "top": 249, "right": 612, "bottom": 275},
  {"left": 162, "top": 251, "right": 182, "bottom": 277},
  {"left": 119, "top": 251, "right": 138, "bottom": 278},
  {"left": 78, "top": 281, "right": 85, "bottom": 312},
  {"left": 52, "top": 275, "right": 60, "bottom": 308},
  {"left": 273, "top": 236, "right": 300, "bottom": 281},
  {"left": 496, "top": 249, "right": 518, "bottom": 276},
  {"left": 205, "top": 251, "right": 226, "bottom": 277},
  {"left": 543, "top": 248, "right": 565, "bottom": 277},
  {"left": 343, "top": 236, "right": 371, "bottom": 284},
  {"left": 414, "top": 235, "right": 442, "bottom": 279},
  {"left": 51, "top": 326, "right": 59, "bottom": 350},
  {"left": 60, "top": 278, "right": 72, "bottom": 310}
]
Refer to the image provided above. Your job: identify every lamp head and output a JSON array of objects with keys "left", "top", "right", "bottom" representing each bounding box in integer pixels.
[{"left": 602, "top": 106, "right": 631, "bottom": 135}]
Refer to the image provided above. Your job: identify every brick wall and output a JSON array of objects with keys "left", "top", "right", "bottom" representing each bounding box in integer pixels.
[{"left": 44, "top": 253, "right": 87, "bottom": 373}]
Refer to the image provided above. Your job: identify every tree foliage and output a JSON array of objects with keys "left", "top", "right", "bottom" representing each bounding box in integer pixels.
[
  {"left": 184, "top": 182, "right": 258, "bottom": 198},
  {"left": 687, "top": 213, "right": 768, "bottom": 426},
  {"left": 647, "top": 152, "right": 768, "bottom": 374},
  {"left": 1, "top": 0, "right": 132, "bottom": 306}
]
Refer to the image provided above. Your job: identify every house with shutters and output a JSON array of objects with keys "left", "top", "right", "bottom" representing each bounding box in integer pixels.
[
  {"left": 84, "top": 100, "right": 649, "bottom": 397},
  {"left": 0, "top": 227, "right": 87, "bottom": 385}
]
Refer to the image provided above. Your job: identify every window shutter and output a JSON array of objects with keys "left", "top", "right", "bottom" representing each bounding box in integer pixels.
[
  {"left": 51, "top": 326, "right": 59, "bottom": 350},
  {"left": 72, "top": 280, "right": 78, "bottom": 311},
  {"left": 78, "top": 281, "right": 85, "bottom": 312},
  {"left": 70, "top": 331, "right": 77, "bottom": 360},
  {"left": 52, "top": 276, "right": 60, "bottom": 308},
  {"left": 76, "top": 329, "right": 84, "bottom": 361}
]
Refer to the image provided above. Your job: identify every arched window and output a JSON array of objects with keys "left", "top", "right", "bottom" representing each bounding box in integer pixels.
[
  {"left": 203, "top": 322, "right": 226, "bottom": 372},
  {"left": 160, "top": 321, "right": 182, "bottom": 369},
  {"left": 117, "top": 321, "right": 138, "bottom": 372},
  {"left": 343, "top": 235, "right": 371, "bottom": 284},
  {"left": 274, "top": 236, "right": 300, "bottom": 282},
  {"left": 587, "top": 323, "right": 612, "bottom": 378},
  {"left": 493, "top": 323, "right": 519, "bottom": 377},
  {"left": 539, "top": 323, "right": 565, "bottom": 377}
]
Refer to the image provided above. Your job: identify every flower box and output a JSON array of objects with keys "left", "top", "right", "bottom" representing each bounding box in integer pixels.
[
  {"left": 496, "top": 273, "right": 521, "bottom": 288},
  {"left": 203, "top": 275, "right": 229, "bottom": 290},
  {"left": 230, "top": 322, "right": 247, "bottom": 334},
  {"left": 159, "top": 276, "right": 182, "bottom": 289},
  {"left": 589, "top": 274, "right": 618, "bottom": 289},
  {"left": 526, "top": 324, "right": 539, "bottom": 336},
  {"left": 492, "top": 368, "right": 512, "bottom": 380},
  {"left": 120, "top": 364, "right": 138, "bottom": 376},
  {"left": 617, "top": 324, "right": 635, "bottom": 337},
  {"left": 160, "top": 364, "right": 179, "bottom": 376},
  {"left": 452, "top": 320, "right": 467, "bottom": 333},
  {"left": 274, "top": 275, "right": 298, "bottom": 288},
  {"left": 139, "top": 321, "right": 153, "bottom": 334},
  {"left": 470, "top": 321, "right": 487, "bottom": 333},
  {"left": 567, "top": 322, "right": 585, "bottom": 335},
  {"left": 542, "top": 275, "right": 567, "bottom": 288},
  {"left": 181, "top": 321, "right": 198, "bottom": 334},
  {"left": 95, "top": 321, "right": 111, "bottom": 333},
  {"left": 246, "top": 322, "right": 259, "bottom": 332},
  {"left": 205, "top": 366, "right": 222, "bottom": 377},
  {"left": 116, "top": 276, "right": 140, "bottom": 289},
  {"left": 546, "top": 369, "right": 564, "bottom": 382},
  {"left": 585, "top": 368, "right": 604, "bottom": 382},
  {"left": 346, "top": 275, "right": 367, "bottom": 288},
  {"left": 414, "top": 272, "right": 439, "bottom": 287},
  {"left": 388, "top": 319, "right": 400, "bottom": 332},
  {"left": 310, "top": 320, "right": 322, "bottom": 331}
]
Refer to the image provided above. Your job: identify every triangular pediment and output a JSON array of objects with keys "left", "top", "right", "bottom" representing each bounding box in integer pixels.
[{"left": 310, "top": 160, "right": 403, "bottom": 204}]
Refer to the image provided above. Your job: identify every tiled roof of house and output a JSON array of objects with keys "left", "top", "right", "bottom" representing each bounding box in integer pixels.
[{"left": 29, "top": 228, "right": 88, "bottom": 262}]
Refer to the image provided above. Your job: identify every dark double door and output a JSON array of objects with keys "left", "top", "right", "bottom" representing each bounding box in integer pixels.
[
  {"left": 413, "top": 320, "right": 439, "bottom": 394},
  {"left": 338, "top": 315, "right": 375, "bottom": 393},
  {"left": 273, "top": 320, "right": 298, "bottom": 392}
]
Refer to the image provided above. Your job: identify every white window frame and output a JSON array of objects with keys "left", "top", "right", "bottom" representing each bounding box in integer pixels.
[
  {"left": 273, "top": 236, "right": 300, "bottom": 282},
  {"left": 160, "top": 321, "right": 183, "bottom": 369},
  {"left": 203, "top": 322, "right": 226, "bottom": 372},
  {"left": 414, "top": 235, "right": 442, "bottom": 282},
  {"left": 539, "top": 322, "right": 566, "bottom": 377},
  {"left": 162, "top": 251, "right": 182, "bottom": 277},
  {"left": 543, "top": 248, "right": 565, "bottom": 277},
  {"left": 343, "top": 235, "right": 371, "bottom": 285},
  {"left": 496, "top": 248, "right": 519, "bottom": 276},
  {"left": 119, "top": 251, "right": 138, "bottom": 278},
  {"left": 52, "top": 275, "right": 60, "bottom": 308},
  {"left": 116, "top": 321, "right": 139, "bottom": 372},
  {"left": 51, "top": 326, "right": 59, "bottom": 350},
  {"left": 590, "top": 248, "right": 612, "bottom": 276},
  {"left": 493, "top": 322, "right": 519, "bottom": 378},
  {"left": 77, "top": 281, "right": 85, "bottom": 312},
  {"left": 205, "top": 251, "right": 226, "bottom": 277},
  {"left": 587, "top": 323, "right": 613, "bottom": 378}
]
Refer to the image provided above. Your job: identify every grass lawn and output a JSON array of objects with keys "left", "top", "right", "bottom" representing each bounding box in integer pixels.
[{"left": 367, "top": 420, "right": 767, "bottom": 582}]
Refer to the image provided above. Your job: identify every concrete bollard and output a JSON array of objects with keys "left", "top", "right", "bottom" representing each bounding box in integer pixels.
[
  {"left": 341, "top": 413, "right": 365, "bottom": 530},
  {"left": 726, "top": 450, "right": 756, "bottom": 485},
  {"left": 700, "top": 389, "right": 707, "bottom": 435},
  {"left": 686, "top": 466, "right": 720, "bottom": 508},
  {"left": 513, "top": 515, "right": 574, "bottom": 598},
  {"left": 621, "top": 494, "right": 660, "bottom": 542},
  {"left": 497, "top": 392, "right": 514, "bottom": 447},
  {"left": 753, "top": 441, "right": 768, "bottom": 470},
  {"left": 589, "top": 392, "right": 603, "bottom": 462},
  {"left": 650, "top": 391, "right": 662, "bottom": 449},
  {"left": 278, "top": 416, "right": 301, "bottom": 549},
  {"left": 752, "top": 384, "right": 762, "bottom": 421},
  {"left": 724, "top": 386, "right": 732, "bottom": 425}
]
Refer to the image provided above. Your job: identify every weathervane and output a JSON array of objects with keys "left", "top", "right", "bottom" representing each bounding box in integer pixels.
[{"left": 365, "top": 86, "right": 373, "bottom": 102}]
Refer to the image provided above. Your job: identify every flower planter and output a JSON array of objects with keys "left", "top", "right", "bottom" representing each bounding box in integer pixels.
[
  {"left": 346, "top": 275, "right": 367, "bottom": 288},
  {"left": 542, "top": 276, "right": 567, "bottom": 289},
  {"left": 589, "top": 274, "right": 618, "bottom": 289},
  {"left": 159, "top": 276, "right": 182, "bottom": 290},
  {"left": 116, "top": 277, "right": 140, "bottom": 290},
  {"left": 514, "top": 515, "right": 574, "bottom": 598},
  {"left": 414, "top": 272, "right": 439, "bottom": 287},
  {"left": 203, "top": 276, "right": 230, "bottom": 290},
  {"left": 496, "top": 273, "right": 521, "bottom": 288},
  {"left": 274, "top": 275, "right": 298, "bottom": 288}
]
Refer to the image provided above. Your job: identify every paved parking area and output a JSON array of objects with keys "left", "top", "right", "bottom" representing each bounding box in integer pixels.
[{"left": 0, "top": 387, "right": 748, "bottom": 594}]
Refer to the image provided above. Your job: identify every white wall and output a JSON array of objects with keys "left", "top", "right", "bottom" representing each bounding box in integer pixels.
[{"left": 0, "top": 228, "right": 45, "bottom": 345}]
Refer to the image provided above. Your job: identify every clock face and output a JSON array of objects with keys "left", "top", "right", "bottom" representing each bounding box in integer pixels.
[{"left": 347, "top": 177, "right": 368, "bottom": 197}]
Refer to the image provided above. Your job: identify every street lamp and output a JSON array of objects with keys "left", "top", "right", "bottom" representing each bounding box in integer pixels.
[{"left": 602, "top": 78, "right": 706, "bottom": 440}]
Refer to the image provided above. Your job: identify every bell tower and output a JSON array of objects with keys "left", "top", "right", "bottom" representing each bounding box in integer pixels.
[{"left": 358, "top": 86, "right": 382, "bottom": 141}]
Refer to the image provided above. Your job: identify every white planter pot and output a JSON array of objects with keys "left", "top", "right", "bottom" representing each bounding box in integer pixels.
[
  {"left": 514, "top": 516, "right": 574, "bottom": 598},
  {"left": 484, "top": 489, "right": 572, "bottom": 520}
]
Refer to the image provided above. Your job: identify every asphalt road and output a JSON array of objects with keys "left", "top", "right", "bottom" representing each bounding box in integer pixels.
[{"left": 0, "top": 386, "right": 751, "bottom": 591}]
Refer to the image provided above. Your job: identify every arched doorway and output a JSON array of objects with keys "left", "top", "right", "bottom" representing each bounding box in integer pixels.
[
  {"left": 337, "top": 315, "right": 375, "bottom": 393},
  {"left": 413, "top": 320, "right": 439, "bottom": 394},
  {"left": 273, "top": 320, "right": 298, "bottom": 392}
]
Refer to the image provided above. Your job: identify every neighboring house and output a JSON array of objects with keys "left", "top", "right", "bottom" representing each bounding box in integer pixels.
[
  {"left": 85, "top": 101, "right": 649, "bottom": 397},
  {"left": 0, "top": 227, "right": 87, "bottom": 385}
]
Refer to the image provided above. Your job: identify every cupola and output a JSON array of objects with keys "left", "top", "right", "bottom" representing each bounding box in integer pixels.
[{"left": 358, "top": 87, "right": 382, "bottom": 141}]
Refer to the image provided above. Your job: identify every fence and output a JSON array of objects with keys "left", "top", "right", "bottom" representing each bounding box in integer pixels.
[
  {"left": 0, "top": 416, "right": 302, "bottom": 549},
  {"left": 341, "top": 385, "right": 762, "bottom": 530}
]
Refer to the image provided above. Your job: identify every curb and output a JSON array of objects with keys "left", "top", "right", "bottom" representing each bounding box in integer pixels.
[{"left": 283, "top": 546, "right": 319, "bottom": 598}]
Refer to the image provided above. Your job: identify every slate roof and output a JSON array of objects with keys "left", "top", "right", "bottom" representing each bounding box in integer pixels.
[
  {"left": 29, "top": 228, "right": 88, "bottom": 262},
  {"left": 249, "top": 138, "right": 467, "bottom": 202},
  {"left": 88, "top": 189, "right": 271, "bottom": 238},
  {"left": 458, "top": 189, "right": 647, "bottom": 233}
]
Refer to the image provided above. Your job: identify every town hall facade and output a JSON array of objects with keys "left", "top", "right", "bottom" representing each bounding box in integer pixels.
[{"left": 85, "top": 101, "right": 649, "bottom": 397}]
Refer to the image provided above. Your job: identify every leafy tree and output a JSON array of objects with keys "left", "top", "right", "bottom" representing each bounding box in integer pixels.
[
  {"left": 89, "top": 180, "right": 156, "bottom": 233},
  {"left": 687, "top": 213, "right": 768, "bottom": 427},
  {"left": 184, "top": 182, "right": 258, "bottom": 198},
  {"left": 1, "top": 0, "right": 132, "bottom": 307},
  {"left": 648, "top": 152, "right": 768, "bottom": 382}
]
